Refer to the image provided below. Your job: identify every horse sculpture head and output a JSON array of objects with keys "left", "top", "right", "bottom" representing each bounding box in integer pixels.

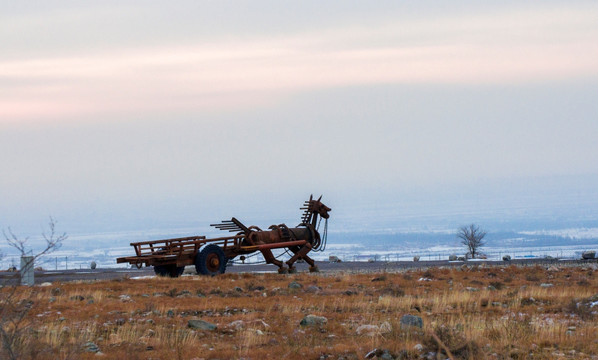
[{"left": 302, "top": 195, "right": 331, "bottom": 222}]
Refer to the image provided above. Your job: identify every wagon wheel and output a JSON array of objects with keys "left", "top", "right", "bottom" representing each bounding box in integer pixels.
[
  {"left": 195, "top": 244, "right": 227, "bottom": 275},
  {"left": 154, "top": 264, "right": 185, "bottom": 278}
]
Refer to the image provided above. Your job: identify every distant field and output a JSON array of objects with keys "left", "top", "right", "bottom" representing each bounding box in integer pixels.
[{"left": 1, "top": 263, "right": 597, "bottom": 359}]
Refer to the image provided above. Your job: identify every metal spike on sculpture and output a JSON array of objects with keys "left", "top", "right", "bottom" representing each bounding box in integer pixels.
[{"left": 117, "top": 195, "right": 331, "bottom": 276}]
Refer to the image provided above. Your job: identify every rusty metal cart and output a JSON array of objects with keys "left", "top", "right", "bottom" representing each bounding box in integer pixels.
[{"left": 116, "top": 195, "right": 330, "bottom": 276}]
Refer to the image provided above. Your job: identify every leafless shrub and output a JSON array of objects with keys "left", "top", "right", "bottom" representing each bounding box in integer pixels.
[
  {"left": 423, "top": 325, "right": 481, "bottom": 359},
  {"left": 1, "top": 217, "right": 67, "bottom": 360},
  {"left": 457, "top": 224, "right": 486, "bottom": 259}
]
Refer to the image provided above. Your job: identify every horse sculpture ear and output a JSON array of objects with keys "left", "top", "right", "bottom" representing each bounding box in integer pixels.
[
  {"left": 317, "top": 195, "right": 322, "bottom": 201},
  {"left": 309, "top": 194, "right": 313, "bottom": 201}
]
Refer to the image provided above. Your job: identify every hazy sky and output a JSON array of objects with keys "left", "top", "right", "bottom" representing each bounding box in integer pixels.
[{"left": 1, "top": 1, "right": 598, "bottom": 233}]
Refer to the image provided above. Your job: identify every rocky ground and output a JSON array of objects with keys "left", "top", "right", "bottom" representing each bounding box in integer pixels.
[{"left": 1, "top": 263, "right": 597, "bottom": 359}]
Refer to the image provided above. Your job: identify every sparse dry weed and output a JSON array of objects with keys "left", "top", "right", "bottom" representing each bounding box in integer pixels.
[{"left": 1, "top": 264, "right": 597, "bottom": 359}]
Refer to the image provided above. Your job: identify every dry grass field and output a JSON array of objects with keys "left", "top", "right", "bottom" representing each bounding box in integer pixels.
[{"left": 1, "top": 264, "right": 598, "bottom": 359}]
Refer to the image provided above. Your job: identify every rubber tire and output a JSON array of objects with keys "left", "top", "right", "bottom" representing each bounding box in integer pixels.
[
  {"left": 154, "top": 265, "right": 169, "bottom": 277},
  {"left": 154, "top": 264, "right": 185, "bottom": 277},
  {"left": 195, "top": 244, "right": 227, "bottom": 275}
]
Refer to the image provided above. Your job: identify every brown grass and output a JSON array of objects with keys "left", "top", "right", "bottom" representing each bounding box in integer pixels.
[{"left": 1, "top": 264, "right": 597, "bottom": 359}]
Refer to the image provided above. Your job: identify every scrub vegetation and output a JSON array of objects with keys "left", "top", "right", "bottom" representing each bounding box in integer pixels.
[{"left": 1, "top": 264, "right": 597, "bottom": 359}]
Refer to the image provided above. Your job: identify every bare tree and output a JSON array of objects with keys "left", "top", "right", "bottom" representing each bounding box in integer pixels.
[
  {"left": 457, "top": 224, "right": 486, "bottom": 259},
  {"left": 0, "top": 217, "right": 67, "bottom": 360}
]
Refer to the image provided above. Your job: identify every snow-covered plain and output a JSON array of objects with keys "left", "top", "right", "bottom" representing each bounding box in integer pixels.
[{"left": 1, "top": 226, "right": 596, "bottom": 270}]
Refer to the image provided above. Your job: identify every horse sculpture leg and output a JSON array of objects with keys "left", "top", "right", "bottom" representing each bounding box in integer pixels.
[
  {"left": 286, "top": 243, "right": 319, "bottom": 272},
  {"left": 260, "top": 248, "right": 287, "bottom": 273}
]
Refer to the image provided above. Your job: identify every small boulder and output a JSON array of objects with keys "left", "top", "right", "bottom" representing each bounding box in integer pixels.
[
  {"left": 188, "top": 319, "right": 217, "bottom": 331},
  {"left": 413, "top": 256, "right": 420, "bottom": 262},
  {"left": 228, "top": 320, "right": 245, "bottom": 331},
  {"left": 299, "top": 314, "right": 327, "bottom": 327},
  {"left": 400, "top": 314, "right": 423, "bottom": 330},
  {"left": 90, "top": 261, "right": 97, "bottom": 270},
  {"left": 582, "top": 251, "right": 596, "bottom": 260},
  {"left": 305, "top": 285, "right": 322, "bottom": 293},
  {"left": 502, "top": 255, "right": 511, "bottom": 261},
  {"left": 540, "top": 283, "right": 554, "bottom": 288},
  {"left": 365, "top": 348, "right": 394, "bottom": 359},
  {"left": 356, "top": 324, "right": 379, "bottom": 336},
  {"left": 288, "top": 281, "right": 303, "bottom": 290},
  {"left": 84, "top": 342, "right": 100, "bottom": 353},
  {"left": 448, "top": 254, "right": 457, "bottom": 261}
]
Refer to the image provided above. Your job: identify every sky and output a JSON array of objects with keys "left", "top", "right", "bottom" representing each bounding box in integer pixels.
[{"left": 1, "top": 1, "right": 598, "bottom": 235}]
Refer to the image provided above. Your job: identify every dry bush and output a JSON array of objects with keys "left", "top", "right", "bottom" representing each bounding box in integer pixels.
[{"left": 423, "top": 325, "right": 481, "bottom": 359}]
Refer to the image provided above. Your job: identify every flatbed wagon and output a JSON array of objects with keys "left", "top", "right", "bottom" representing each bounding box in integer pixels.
[{"left": 116, "top": 196, "right": 330, "bottom": 277}]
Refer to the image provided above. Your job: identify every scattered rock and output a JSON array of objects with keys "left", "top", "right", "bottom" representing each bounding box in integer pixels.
[
  {"left": 521, "top": 297, "right": 536, "bottom": 306},
  {"left": 70, "top": 295, "right": 84, "bottom": 301},
  {"left": 365, "top": 348, "right": 394, "bottom": 359},
  {"left": 540, "top": 283, "right": 554, "bottom": 288},
  {"left": 487, "top": 285, "right": 497, "bottom": 291},
  {"left": 115, "top": 318, "right": 126, "bottom": 326},
  {"left": 414, "top": 343, "right": 424, "bottom": 352},
  {"left": 51, "top": 288, "right": 62, "bottom": 296},
  {"left": 381, "top": 285, "right": 405, "bottom": 297},
  {"left": 448, "top": 254, "right": 457, "bottom": 261},
  {"left": 288, "top": 281, "right": 303, "bottom": 290},
  {"left": 84, "top": 342, "right": 100, "bottom": 353},
  {"left": 177, "top": 290, "right": 192, "bottom": 297},
  {"left": 39, "top": 282, "right": 52, "bottom": 287},
  {"left": 356, "top": 324, "right": 379, "bottom": 336},
  {"left": 465, "top": 287, "right": 479, "bottom": 292},
  {"left": 299, "top": 314, "right": 328, "bottom": 327},
  {"left": 119, "top": 294, "right": 132, "bottom": 302},
  {"left": 188, "top": 319, "right": 217, "bottom": 331},
  {"left": 547, "top": 266, "right": 559, "bottom": 272},
  {"left": 371, "top": 275, "right": 387, "bottom": 282},
  {"left": 400, "top": 314, "right": 423, "bottom": 330},
  {"left": 233, "top": 287, "right": 244, "bottom": 293},
  {"left": 502, "top": 255, "right": 511, "bottom": 261},
  {"left": 229, "top": 320, "right": 245, "bottom": 331},
  {"left": 90, "top": 261, "right": 97, "bottom": 270},
  {"left": 305, "top": 285, "right": 322, "bottom": 293},
  {"left": 344, "top": 289, "right": 357, "bottom": 296}
]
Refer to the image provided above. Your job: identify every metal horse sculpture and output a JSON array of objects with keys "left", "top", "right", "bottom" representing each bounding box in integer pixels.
[{"left": 212, "top": 195, "right": 331, "bottom": 273}]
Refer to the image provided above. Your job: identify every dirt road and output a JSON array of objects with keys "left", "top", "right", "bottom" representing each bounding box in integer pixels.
[{"left": 2, "top": 258, "right": 595, "bottom": 285}]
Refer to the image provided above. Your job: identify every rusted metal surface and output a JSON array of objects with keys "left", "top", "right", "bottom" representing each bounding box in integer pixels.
[{"left": 116, "top": 195, "right": 331, "bottom": 276}]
